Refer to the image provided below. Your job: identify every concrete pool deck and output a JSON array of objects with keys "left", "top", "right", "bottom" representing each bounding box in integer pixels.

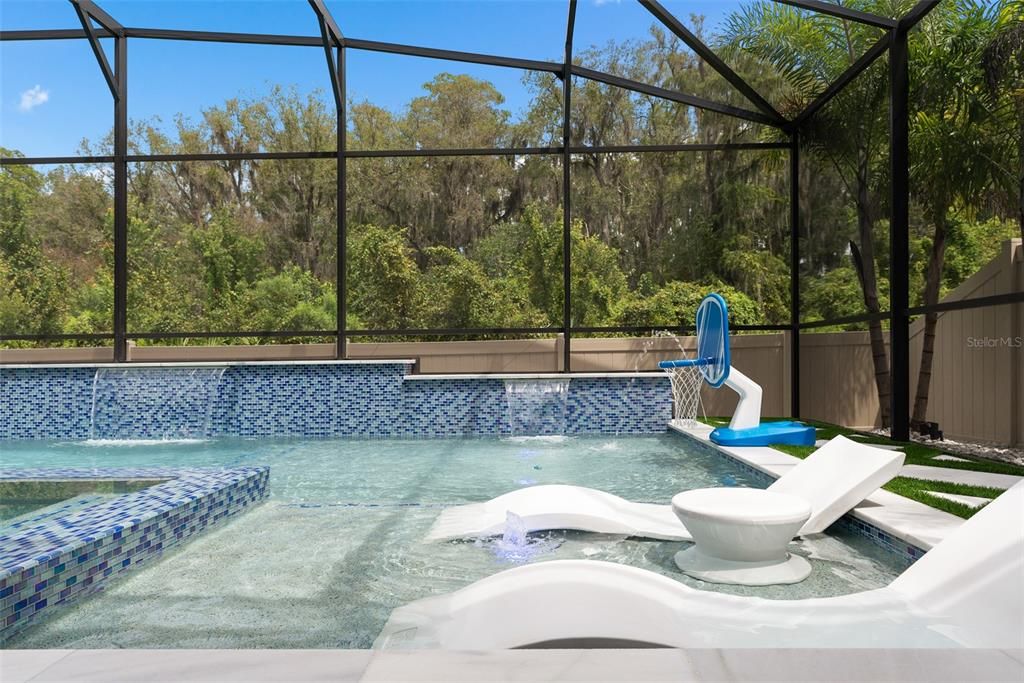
[
  {"left": 668, "top": 422, "right": 965, "bottom": 551},
  {"left": 3, "top": 647, "right": 1022, "bottom": 682},
  {"left": 899, "top": 464, "right": 1021, "bottom": 490}
]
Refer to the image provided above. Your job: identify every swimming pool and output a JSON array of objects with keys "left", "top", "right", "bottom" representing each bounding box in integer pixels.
[{"left": 2, "top": 434, "right": 907, "bottom": 648}]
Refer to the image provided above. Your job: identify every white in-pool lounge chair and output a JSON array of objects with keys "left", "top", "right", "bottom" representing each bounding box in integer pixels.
[
  {"left": 379, "top": 481, "right": 1024, "bottom": 650},
  {"left": 426, "top": 434, "right": 904, "bottom": 542}
]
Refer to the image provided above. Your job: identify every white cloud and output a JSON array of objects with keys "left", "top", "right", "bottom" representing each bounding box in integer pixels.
[
  {"left": 593, "top": 0, "right": 621, "bottom": 5},
  {"left": 18, "top": 85, "right": 49, "bottom": 112}
]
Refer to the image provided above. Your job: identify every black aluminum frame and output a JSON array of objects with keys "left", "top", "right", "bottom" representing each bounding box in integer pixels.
[{"left": 2, "top": 0, "right": 1009, "bottom": 441}]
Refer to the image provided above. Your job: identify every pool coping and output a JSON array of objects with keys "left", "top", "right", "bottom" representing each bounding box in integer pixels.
[
  {"left": 0, "top": 360, "right": 416, "bottom": 370},
  {"left": 3, "top": 647, "right": 1022, "bottom": 683},
  {"left": 404, "top": 372, "right": 666, "bottom": 380},
  {"left": 0, "top": 466, "right": 270, "bottom": 642},
  {"left": 667, "top": 422, "right": 964, "bottom": 553}
]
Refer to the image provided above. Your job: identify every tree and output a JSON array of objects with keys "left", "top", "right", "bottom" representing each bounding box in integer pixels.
[
  {"left": 475, "top": 208, "right": 629, "bottom": 327},
  {"left": 982, "top": 0, "right": 1024, "bottom": 243},
  {"left": 346, "top": 224, "right": 423, "bottom": 331},
  {"left": 910, "top": 1, "right": 1007, "bottom": 426},
  {"left": 0, "top": 157, "right": 73, "bottom": 340},
  {"left": 616, "top": 280, "right": 763, "bottom": 328},
  {"left": 348, "top": 74, "right": 534, "bottom": 262},
  {"left": 219, "top": 266, "right": 335, "bottom": 343},
  {"left": 2, "top": 5, "right": 1018, "bottom": 360},
  {"left": 724, "top": 1, "right": 905, "bottom": 425},
  {"left": 418, "top": 246, "right": 547, "bottom": 333}
]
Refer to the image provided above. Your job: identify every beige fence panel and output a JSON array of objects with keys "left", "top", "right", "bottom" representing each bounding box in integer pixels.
[
  {"left": 0, "top": 347, "right": 115, "bottom": 364},
  {"left": 908, "top": 239, "right": 1022, "bottom": 445},
  {"left": 128, "top": 343, "right": 337, "bottom": 363},
  {"left": 798, "top": 331, "right": 889, "bottom": 430},
  {"left": 797, "top": 239, "right": 1021, "bottom": 444},
  {"left": 349, "top": 337, "right": 560, "bottom": 374}
]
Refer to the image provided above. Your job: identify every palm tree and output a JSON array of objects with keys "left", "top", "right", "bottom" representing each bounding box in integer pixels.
[
  {"left": 910, "top": 1, "right": 1006, "bottom": 427},
  {"left": 722, "top": 0, "right": 905, "bottom": 426},
  {"left": 981, "top": 0, "right": 1024, "bottom": 244}
]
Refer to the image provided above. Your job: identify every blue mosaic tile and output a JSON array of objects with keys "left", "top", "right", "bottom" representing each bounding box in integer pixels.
[
  {"left": 0, "top": 364, "right": 671, "bottom": 439},
  {"left": 566, "top": 377, "right": 671, "bottom": 435},
  {"left": 396, "top": 379, "right": 508, "bottom": 437},
  {"left": 213, "top": 364, "right": 409, "bottom": 438},
  {"left": 0, "top": 367, "right": 95, "bottom": 440}
]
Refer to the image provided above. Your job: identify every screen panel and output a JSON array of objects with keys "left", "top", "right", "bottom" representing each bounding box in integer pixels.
[
  {"left": 346, "top": 153, "right": 562, "bottom": 337},
  {"left": 1, "top": 162, "right": 113, "bottom": 347},
  {"left": 126, "top": 158, "right": 337, "bottom": 343}
]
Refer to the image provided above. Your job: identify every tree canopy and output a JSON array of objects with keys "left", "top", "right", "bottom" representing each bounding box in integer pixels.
[{"left": 1, "top": 1, "right": 1018, "bottom": 355}]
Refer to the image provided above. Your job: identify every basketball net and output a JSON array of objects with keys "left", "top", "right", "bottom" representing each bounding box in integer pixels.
[{"left": 664, "top": 361, "right": 704, "bottom": 427}]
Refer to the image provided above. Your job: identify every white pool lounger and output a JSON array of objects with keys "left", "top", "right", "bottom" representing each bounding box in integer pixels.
[
  {"left": 426, "top": 435, "right": 904, "bottom": 542},
  {"left": 427, "top": 484, "right": 686, "bottom": 541},
  {"left": 379, "top": 481, "right": 1024, "bottom": 650}
]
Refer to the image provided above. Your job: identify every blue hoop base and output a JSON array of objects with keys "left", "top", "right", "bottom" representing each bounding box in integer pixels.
[{"left": 710, "top": 421, "right": 816, "bottom": 447}]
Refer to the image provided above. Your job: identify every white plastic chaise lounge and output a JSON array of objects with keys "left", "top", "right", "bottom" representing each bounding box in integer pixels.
[
  {"left": 426, "top": 434, "right": 904, "bottom": 542},
  {"left": 379, "top": 481, "right": 1024, "bottom": 650}
]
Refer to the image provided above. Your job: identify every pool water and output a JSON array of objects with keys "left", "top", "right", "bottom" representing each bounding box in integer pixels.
[
  {"left": 0, "top": 494, "right": 117, "bottom": 528},
  {"left": 0, "top": 500, "right": 65, "bottom": 524},
  {"left": 2, "top": 435, "right": 907, "bottom": 648}
]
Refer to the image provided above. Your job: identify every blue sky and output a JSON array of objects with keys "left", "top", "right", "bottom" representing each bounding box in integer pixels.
[{"left": 1, "top": 0, "right": 739, "bottom": 157}]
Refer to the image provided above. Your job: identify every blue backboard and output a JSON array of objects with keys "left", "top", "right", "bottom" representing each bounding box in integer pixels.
[{"left": 695, "top": 293, "right": 730, "bottom": 388}]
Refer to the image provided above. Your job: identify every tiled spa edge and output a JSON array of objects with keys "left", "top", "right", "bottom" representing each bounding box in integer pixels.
[{"left": 0, "top": 466, "right": 270, "bottom": 642}]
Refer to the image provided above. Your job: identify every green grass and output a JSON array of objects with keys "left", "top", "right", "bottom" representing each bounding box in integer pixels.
[{"left": 700, "top": 417, "right": 1022, "bottom": 519}]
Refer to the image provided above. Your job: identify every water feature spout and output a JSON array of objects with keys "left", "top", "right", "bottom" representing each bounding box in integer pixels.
[
  {"left": 503, "top": 379, "right": 571, "bottom": 437},
  {"left": 88, "top": 366, "right": 227, "bottom": 442}
]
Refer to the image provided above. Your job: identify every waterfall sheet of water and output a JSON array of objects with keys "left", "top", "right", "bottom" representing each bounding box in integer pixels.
[
  {"left": 503, "top": 379, "right": 571, "bottom": 437},
  {"left": 87, "top": 366, "right": 227, "bottom": 442}
]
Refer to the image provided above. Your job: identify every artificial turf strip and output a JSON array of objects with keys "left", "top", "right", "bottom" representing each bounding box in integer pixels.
[
  {"left": 799, "top": 419, "right": 1024, "bottom": 477},
  {"left": 701, "top": 417, "right": 1024, "bottom": 476},
  {"left": 700, "top": 417, "right": 1019, "bottom": 520},
  {"left": 885, "top": 477, "right": 1001, "bottom": 520}
]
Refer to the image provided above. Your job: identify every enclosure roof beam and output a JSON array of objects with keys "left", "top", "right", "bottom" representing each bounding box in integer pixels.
[
  {"left": 0, "top": 27, "right": 562, "bottom": 75},
  {"left": 0, "top": 141, "right": 789, "bottom": 166},
  {"left": 0, "top": 28, "right": 109, "bottom": 41},
  {"left": 317, "top": 17, "right": 342, "bottom": 111},
  {"left": 345, "top": 38, "right": 563, "bottom": 73},
  {"left": 69, "top": 0, "right": 119, "bottom": 99},
  {"left": 792, "top": 32, "right": 889, "bottom": 126},
  {"left": 639, "top": 0, "right": 786, "bottom": 126},
  {"left": 307, "top": 0, "right": 343, "bottom": 111},
  {"left": 307, "top": 0, "right": 344, "bottom": 46},
  {"left": 565, "top": 0, "right": 577, "bottom": 56},
  {"left": 572, "top": 64, "right": 782, "bottom": 127},
  {"left": 115, "top": 27, "right": 319, "bottom": 45},
  {"left": 772, "top": 0, "right": 896, "bottom": 29},
  {"left": 792, "top": 0, "right": 940, "bottom": 127},
  {"left": 70, "top": 0, "right": 123, "bottom": 36},
  {"left": 898, "top": 0, "right": 942, "bottom": 30},
  {"left": 561, "top": 0, "right": 578, "bottom": 374}
]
